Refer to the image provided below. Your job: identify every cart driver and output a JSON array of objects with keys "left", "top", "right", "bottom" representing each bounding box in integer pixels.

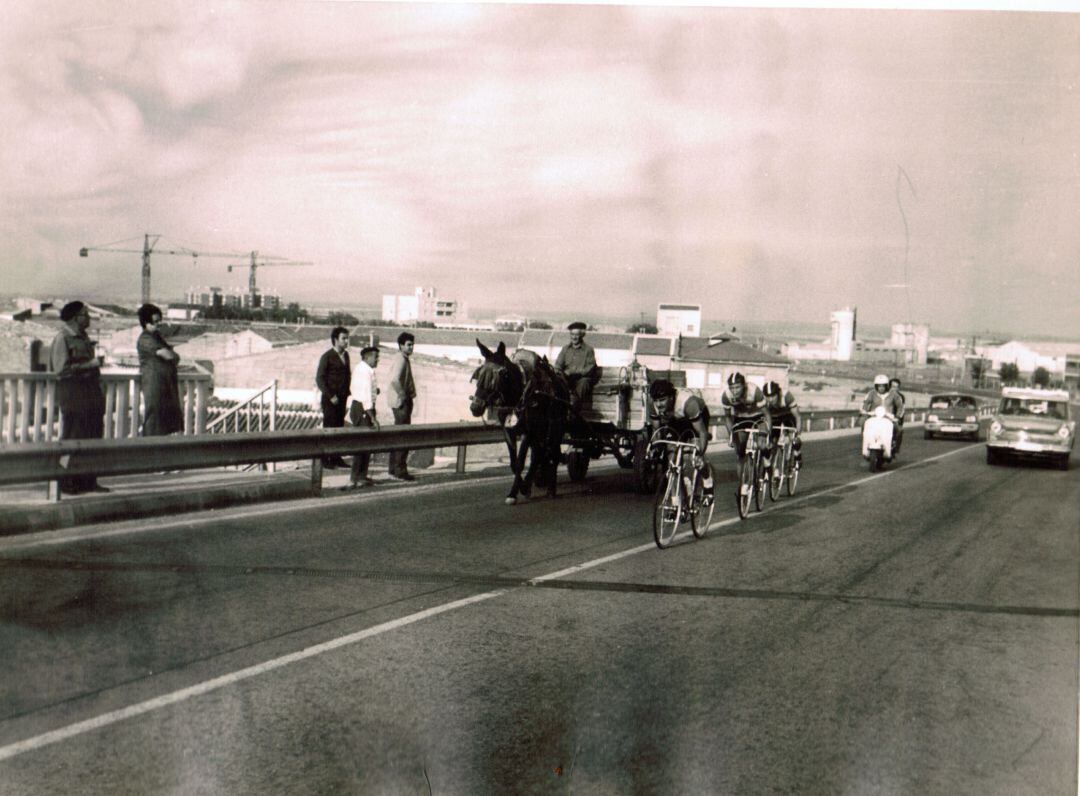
[{"left": 648, "top": 379, "right": 714, "bottom": 502}]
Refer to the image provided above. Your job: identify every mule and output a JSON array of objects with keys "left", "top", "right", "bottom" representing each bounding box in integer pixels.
[{"left": 469, "top": 340, "right": 570, "bottom": 505}]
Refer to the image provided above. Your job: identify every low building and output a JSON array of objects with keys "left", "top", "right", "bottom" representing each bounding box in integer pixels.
[{"left": 677, "top": 336, "right": 791, "bottom": 390}]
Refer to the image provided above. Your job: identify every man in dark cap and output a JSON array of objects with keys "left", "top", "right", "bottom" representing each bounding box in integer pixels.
[
  {"left": 555, "top": 321, "right": 598, "bottom": 411},
  {"left": 49, "top": 301, "right": 109, "bottom": 494}
]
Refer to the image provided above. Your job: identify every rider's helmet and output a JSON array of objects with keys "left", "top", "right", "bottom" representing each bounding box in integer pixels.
[
  {"left": 728, "top": 372, "right": 746, "bottom": 386},
  {"left": 763, "top": 381, "right": 782, "bottom": 400},
  {"left": 649, "top": 379, "right": 677, "bottom": 401},
  {"left": 873, "top": 374, "right": 890, "bottom": 392}
]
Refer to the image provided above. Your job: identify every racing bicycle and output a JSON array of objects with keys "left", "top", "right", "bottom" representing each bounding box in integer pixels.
[
  {"left": 767, "top": 424, "right": 800, "bottom": 500},
  {"left": 649, "top": 431, "right": 715, "bottom": 549},
  {"left": 731, "top": 419, "right": 770, "bottom": 520}
]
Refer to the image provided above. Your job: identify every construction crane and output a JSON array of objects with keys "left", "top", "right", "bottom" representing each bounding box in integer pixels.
[
  {"left": 78, "top": 234, "right": 310, "bottom": 306},
  {"left": 79, "top": 234, "right": 248, "bottom": 305},
  {"left": 226, "top": 251, "right": 313, "bottom": 306}
]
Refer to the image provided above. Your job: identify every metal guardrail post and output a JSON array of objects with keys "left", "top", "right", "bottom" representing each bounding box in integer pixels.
[
  {"left": 311, "top": 458, "right": 323, "bottom": 494},
  {"left": 456, "top": 445, "right": 467, "bottom": 474}
]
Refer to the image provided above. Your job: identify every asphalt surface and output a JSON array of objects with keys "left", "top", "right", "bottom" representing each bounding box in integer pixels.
[{"left": 0, "top": 432, "right": 1077, "bottom": 794}]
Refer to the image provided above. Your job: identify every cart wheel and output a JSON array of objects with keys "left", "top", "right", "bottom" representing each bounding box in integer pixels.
[
  {"left": 633, "top": 437, "right": 659, "bottom": 494},
  {"left": 566, "top": 450, "right": 590, "bottom": 482}
]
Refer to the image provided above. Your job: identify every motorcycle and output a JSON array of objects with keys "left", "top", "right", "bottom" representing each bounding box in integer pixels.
[{"left": 861, "top": 405, "right": 897, "bottom": 472}]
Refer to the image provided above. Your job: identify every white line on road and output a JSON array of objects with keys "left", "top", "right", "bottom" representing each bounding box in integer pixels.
[
  {"left": 0, "top": 442, "right": 981, "bottom": 762},
  {"left": 0, "top": 590, "right": 506, "bottom": 764}
]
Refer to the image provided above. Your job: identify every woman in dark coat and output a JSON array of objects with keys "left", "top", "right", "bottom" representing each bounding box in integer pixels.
[{"left": 137, "top": 303, "right": 183, "bottom": 436}]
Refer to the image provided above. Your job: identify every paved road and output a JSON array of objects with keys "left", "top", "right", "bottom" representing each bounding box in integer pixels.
[{"left": 0, "top": 433, "right": 1077, "bottom": 794}]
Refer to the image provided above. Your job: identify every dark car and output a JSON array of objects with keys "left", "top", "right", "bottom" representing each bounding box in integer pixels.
[{"left": 924, "top": 392, "right": 981, "bottom": 441}]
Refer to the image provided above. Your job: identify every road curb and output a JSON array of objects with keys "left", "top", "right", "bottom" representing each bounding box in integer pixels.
[{"left": 0, "top": 476, "right": 315, "bottom": 537}]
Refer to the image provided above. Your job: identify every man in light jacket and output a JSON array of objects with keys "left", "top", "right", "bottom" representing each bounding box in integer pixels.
[{"left": 387, "top": 332, "right": 416, "bottom": 480}]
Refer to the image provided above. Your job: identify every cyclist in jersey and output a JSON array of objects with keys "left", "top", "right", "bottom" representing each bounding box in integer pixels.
[
  {"left": 762, "top": 381, "right": 802, "bottom": 467},
  {"left": 721, "top": 372, "right": 771, "bottom": 461},
  {"left": 648, "top": 379, "right": 714, "bottom": 502}
]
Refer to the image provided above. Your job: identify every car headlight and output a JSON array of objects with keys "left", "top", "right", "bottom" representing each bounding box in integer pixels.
[
  {"left": 928, "top": 414, "right": 939, "bottom": 422},
  {"left": 990, "top": 420, "right": 1003, "bottom": 435},
  {"left": 1059, "top": 425, "right": 1071, "bottom": 439},
  {"left": 965, "top": 415, "right": 977, "bottom": 423}
]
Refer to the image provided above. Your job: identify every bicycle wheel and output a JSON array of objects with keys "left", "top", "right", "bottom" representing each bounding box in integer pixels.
[
  {"left": 785, "top": 447, "right": 799, "bottom": 496},
  {"left": 653, "top": 473, "right": 681, "bottom": 548},
  {"left": 753, "top": 452, "right": 766, "bottom": 512},
  {"left": 736, "top": 456, "right": 753, "bottom": 520},
  {"left": 691, "top": 471, "right": 714, "bottom": 538},
  {"left": 767, "top": 448, "right": 782, "bottom": 501}
]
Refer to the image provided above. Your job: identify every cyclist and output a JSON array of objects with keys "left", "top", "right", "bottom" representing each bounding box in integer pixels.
[
  {"left": 861, "top": 374, "right": 903, "bottom": 452},
  {"left": 721, "top": 372, "right": 771, "bottom": 463},
  {"left": 648, "top": 379, "right": 714, "bottom": 502},
  {"left": 762, "top": 381, "right": 802, "bottom": 468}
]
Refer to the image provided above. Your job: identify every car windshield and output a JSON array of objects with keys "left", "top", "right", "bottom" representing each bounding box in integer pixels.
[
  {"left": 999, "top": 398, "right": 1067, "bottom": 419},
  {"left": 931, "top": 396, "right": 977, "bottom": 409}
]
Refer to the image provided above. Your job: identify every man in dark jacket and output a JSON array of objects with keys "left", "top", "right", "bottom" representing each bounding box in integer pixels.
[
  {"left": 49, "top": 301, "right": 109, "bottom": 494},
  {"left": 315, "top": 326, "right": 351, "bottom": 468}
]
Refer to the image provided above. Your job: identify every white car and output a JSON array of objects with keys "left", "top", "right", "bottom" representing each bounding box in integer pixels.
[{"left": 986, "top": 387, "right": 1074, "bottom": 470}]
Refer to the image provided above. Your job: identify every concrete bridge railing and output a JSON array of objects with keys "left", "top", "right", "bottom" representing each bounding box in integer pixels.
[{"left": 0, "top": 372, "right": 212, "bottom": 445}]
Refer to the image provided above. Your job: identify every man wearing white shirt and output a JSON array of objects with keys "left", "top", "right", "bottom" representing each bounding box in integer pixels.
[{"left": 348, "top": 346, "right": 381, "bottom": 487}]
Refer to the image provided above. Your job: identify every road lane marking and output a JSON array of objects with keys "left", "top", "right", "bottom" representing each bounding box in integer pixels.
[
  {"left": 0, "top": 589, "right": 506, "bottom": 764},
  {"left": 0, "top": 441, "right": 986, "bottom": 761}
]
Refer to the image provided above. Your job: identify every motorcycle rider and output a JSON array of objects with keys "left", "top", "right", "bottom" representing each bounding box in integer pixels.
[
  {"left": 648, "top": 379, "right": 714, "bottom": 503},
  {"left": 861, "top": 374, "right": 904, "bottom": 454},
  {"left": 721, "top": 372, "right": 771, "bottom": 463},
  {"left": 762, "top": 381, "right": 802, "bottom": 468}
]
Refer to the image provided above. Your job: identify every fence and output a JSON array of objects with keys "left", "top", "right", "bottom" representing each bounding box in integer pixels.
[{"left": 0, "top": 372, "right": 212, "bottom": 445}]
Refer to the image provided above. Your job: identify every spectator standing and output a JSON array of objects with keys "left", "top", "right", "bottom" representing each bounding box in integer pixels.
[
  {"left": 348, "top": 345, "right": 381, "bottom": 488},
  {"left": 387, "top": 331, "right": 416, "bottom": 480},
  {"left": 136, "top": 303, "right": 183, "bottom": 436},
  {"left": 555, "top": 321, "right": 598, "bottom": 411},
  {"left": 49, "top": 301, "right": 109, "bottom": 494},
  {"left": 315, "top": 326, "right": 351, "bottom": 469}
]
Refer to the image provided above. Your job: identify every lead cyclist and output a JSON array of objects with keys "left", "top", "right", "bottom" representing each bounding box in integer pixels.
[{"left": 648, "top": 379, "right": 715, "bottom": 504}]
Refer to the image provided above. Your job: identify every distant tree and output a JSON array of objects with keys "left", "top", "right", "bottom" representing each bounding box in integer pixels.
[
  {"left": 326, "top": 311, "right": 360, "bottom": 327},
  {"left": 496, "top": 322, "right": 525, "bottom": 332},
  {"left": 1032, "top": 366, "right": 1051, "bottom": 387},
  {"left": 999, "top": 362, "right": 1020, "bottom": 384},
  {"left": 626, "top": 322, "right": 658, "bottom": 334},
  {"left": 528, "top": 321, "right": 552, "bottom": 330}
]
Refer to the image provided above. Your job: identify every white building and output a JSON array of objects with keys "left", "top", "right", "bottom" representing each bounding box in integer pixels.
[
  {"left": 975, "top": 340, "right": 1079, "bottom": 377},
  {"left": 890, "top": 323, "right": 930, "bottom": 365},
  {"left": 382, "top": 286, "right": 464, "bottom": 325},
  {"left": 656, "top": 303, "right": 702, "bottom": 336},
  {"left": 830, "top": 307, "right": 856, "bottom": 361}
]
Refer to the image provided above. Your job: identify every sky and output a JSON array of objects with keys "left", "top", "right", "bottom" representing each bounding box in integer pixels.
[{"left": 0, "top": 1, "right": 1077, "bottom": 338}]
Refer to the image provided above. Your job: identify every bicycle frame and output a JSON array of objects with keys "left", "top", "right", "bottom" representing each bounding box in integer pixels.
[
  {"left": 648, "top": 436, "right": 711, "bottom": 548},
  {"left": 731, "top": 419, "right": 769, "bottom": 519}
]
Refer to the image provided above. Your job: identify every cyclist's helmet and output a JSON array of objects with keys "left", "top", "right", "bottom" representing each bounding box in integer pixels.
[
  {"left": 727, "top": 372, "right": 746, "bottom": 386},
  {"left": 649, "top": 379, "right": 677, "bottom": 401},
  {"left": 763, "top": 381, "right": 782, "bottom": 399},
  {"left": 873, "top": 374, "right": 890, "bottom": 391}
]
